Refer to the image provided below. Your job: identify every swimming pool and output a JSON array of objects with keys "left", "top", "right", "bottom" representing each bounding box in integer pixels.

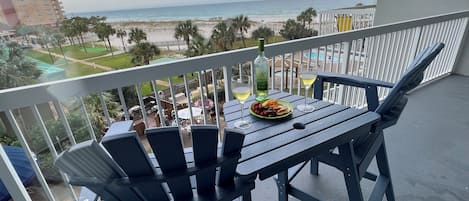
[
  {"left": 27, "top": 57, "right": 66, "bottom": 81},
  {"left": 304, "top": 52, "right": 340, "bottom": 62}
]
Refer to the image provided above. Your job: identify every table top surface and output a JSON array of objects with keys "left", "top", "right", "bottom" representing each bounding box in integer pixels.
[{"left": 223, "top": 91, "right": 380, "bottom": 179}]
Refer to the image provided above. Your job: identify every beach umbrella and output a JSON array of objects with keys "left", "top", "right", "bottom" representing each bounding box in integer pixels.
[
  {"left": 177, "top": 107, "right": 203, "bottom": 120},
  {"left": 0, "top": 145, "right": 36, "bottom": 201}
]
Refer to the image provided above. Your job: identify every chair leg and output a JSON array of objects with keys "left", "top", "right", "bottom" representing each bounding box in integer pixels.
[
  {"left": 242, "top": 192, "right": 252, "bottom": 201},
  {"left": 339, "top": 142, "right": 365, "bottom": 201},
  {"left": 376, "top": 140, "right": 396, "bottom": 201},
  {"left": 275, "top": 171, "right": 289, "bottom": 201},
  {"left": 310, "top": 158, "right": 319, "bottom": 175}
]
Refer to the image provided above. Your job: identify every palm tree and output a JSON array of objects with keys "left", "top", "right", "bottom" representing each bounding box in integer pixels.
[
  {"left": 128, "top": 28, "right": 147, "bottom": 45},
  {"left": 174, "top": 20, "right": 199, "bottom": 49},
  {"left": 280, "top": 19, "right": 313, "bottom": 40},
  {"left": 70, "top": 17, "right": 89, "bottom": 52},
  {"left": 37, "top": 33, "right": 54, "bottom": 63},
  {"left": 0, "top": 42, "right": 41, "bottom": 89},
  {"left": 186, "top": 34, "right": 210, "bottom": 57},
  {"left": 61, "top": 19, "right": 78, "bottom": 45},
  {"left": 0, "top": 42, "right": 41, "bottom": 139},
  {"left": 297, "top": 8, "right": 317, "bottom": 27},
  {"left": 50, "top": 31, "right": 68, "bottom": 63},
  {"left": 211, "top": 20, "right": 235, "bottom": 51},
  {"left": 116, "top": 29, "right": 127, "bottom": 52},
  {"left": 251, "top": 27, "right": 274, "bottom": 42},
  {"left": 129, "top": 42, "right": 161, "bottom": 65},
  {"left": 15, "top": 24, "right": 34, "bottom": 45},
  {"left": 232, "top": 15, "right": 251, "bottom": 47},
  {"left": 95, "top": 22, "right": 116, "bottom": 56}
]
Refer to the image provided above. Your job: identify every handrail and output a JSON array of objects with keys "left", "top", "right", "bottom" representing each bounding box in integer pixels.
[{"left": 1, "top": 9, "right": 468, "bottom": 111}]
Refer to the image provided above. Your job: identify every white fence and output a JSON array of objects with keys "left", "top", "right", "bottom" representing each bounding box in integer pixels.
[
  {"left": 318, "top": 8, "right": 376, "bottom": 35},
  {"left": 0, "top": 10, "right": 468, "bottom": 201}
]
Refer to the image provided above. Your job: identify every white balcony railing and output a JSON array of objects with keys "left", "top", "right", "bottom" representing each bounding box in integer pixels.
[
  {"left": 317, "top": 7, "right": 376, "bottom": 35},
  {"left": 0, "top": 10, "right": 468, "bottom": 201}
]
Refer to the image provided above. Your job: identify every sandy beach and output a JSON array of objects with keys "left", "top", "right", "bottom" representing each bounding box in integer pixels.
[{"left": 107, "top": 19, "right": 288, "bottom": 50}]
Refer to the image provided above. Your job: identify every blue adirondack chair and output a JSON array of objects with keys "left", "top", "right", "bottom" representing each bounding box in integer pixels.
[
  {"left": 55, "top": 125, "right": 254, "bottom": 201},
  {"left": 274, "top": 43, "right": 445, "bottom": 201}
]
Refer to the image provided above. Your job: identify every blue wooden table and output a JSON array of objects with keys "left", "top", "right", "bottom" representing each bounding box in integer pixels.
[{"left": 223, "top": 91, "right": 380, "bottom": 200}]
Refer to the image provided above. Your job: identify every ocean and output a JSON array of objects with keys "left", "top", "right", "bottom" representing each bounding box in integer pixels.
[{"left": 67, "top": 0, "right": 376, "bottom": 22}]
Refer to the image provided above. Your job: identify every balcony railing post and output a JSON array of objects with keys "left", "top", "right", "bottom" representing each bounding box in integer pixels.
[
  {"left": 99, "top": 92, "right": 112, "bottom": 127},
  {"left": 410, "top": 26, "right": 424, "bottom": 60},
  {"left": 0, "top": 146, "right": 32, "bottom": 201},
  {"left": 136, "top": 83, "right": 149, "bottom": 128},
  {"left": 223, "top": 66, "right": 233, "bottom": 101},
  {"left": 5, "top": 110, "right": 56, "bottom": 201},
  {"left": 31, "top": 105, "right": 78, "bottom": 201},
  {"left": 450, "top": 17, "right": 469, "bottom": 73},
  {"left": 338, "top": 41, "right": 352, "bottom": 105}
]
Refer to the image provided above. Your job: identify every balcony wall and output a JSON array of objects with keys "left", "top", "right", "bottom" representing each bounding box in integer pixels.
[{"left": 374, "top": 0, "right": 469, "bottom": 76}]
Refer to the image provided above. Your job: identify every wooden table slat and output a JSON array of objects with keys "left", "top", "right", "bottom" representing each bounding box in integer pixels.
[
  {"left": 240, "top": 108, "right": 366, "bottom": 162},
  {"left": 237, "top": 112, "right": 380, "bottom": 179},
  {"left": 242, "top": 104, "right": 347, "bottom": 146}
]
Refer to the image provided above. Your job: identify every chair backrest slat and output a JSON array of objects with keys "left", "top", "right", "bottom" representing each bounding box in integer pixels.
[
  {"left": 376, "top": 43, "right": 445, "bottom": 127},
  {"left": 191, "top": 126, "right": 219, "bottom": 194},
  {"left": 146, "top": 127, "right": 193, "bottom": 200},
  {"left": 55, "top": 141, "right": 142, "bottom": 201},
  {"left": 101, "top": 132, "right": 170, "bottom": 201},
  {"left": 218, "top": 128, "right": 245, "bottom": 186}
]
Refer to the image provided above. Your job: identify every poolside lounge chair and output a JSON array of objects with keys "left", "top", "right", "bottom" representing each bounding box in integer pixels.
[
  {"left": 55, "top": 125, "right": 254, "bottom": 201},
  {"left": 275, "top": 43, "right": 445, "bottom": 201}
]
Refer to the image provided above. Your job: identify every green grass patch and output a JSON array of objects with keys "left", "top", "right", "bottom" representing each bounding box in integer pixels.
[
  {"left": 51, "top": 43, "right": 115, "bottom": 60},
  {"left": 58, "top": 62, "right": 106, "bottom": 78},
  {"left": 25, "top": 50, "right": 57, "bottom": 64},
  {"left": 232, "top": 36, "right": 286, "bottom": 49},
  {"left": 79, "top": 47, "right": 107, "bottom": 53},
  {"left": 89, "top": 53, "right": 134, "bottom": 69},
  {"left": 25, "top": 50, "right": 105, "bottom": 77}
]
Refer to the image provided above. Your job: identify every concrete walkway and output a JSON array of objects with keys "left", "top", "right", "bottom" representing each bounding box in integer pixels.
[{"left": 33, "top": 48, "right": 114, "bottom": 71}]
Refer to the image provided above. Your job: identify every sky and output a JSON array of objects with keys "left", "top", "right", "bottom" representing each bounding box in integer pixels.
[{"left": 62, "top": 0, "right": 257, "bottom": 13}]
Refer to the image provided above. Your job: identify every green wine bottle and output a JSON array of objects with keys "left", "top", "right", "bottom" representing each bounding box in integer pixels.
[{"left": 254, "top": 38, "right": 269, "bottom": 101}]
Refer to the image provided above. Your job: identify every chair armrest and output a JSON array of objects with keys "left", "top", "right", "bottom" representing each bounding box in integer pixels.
[
  {"left": 316, "top": 72, "right": 394, "bottom": 89},
  {"left": 313, "top": 72, "right": 394, "bottom": 111}
]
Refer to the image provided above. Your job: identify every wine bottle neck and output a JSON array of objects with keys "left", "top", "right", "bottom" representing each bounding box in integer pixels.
[{"left": 258, "top": 38, "right": 264, "bottom": 52}]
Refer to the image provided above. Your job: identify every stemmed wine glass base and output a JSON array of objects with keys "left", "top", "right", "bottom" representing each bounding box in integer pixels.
[
  {"left": 297, "top": 104, "right": 315, "bottom": 112},
  {"left": 234, "top": 119, "right": 252, "bottom": 129}
]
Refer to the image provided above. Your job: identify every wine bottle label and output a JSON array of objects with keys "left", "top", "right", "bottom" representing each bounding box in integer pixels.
[{"left": 256, "top": 78, "right": 268, "bottom": 90}]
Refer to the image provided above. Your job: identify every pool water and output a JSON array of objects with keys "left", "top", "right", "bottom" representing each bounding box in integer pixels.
[
  {"left": 304, "top": 52, "right": 340, "bottom": 62},
  {"left": 26, "top": 57, "right": 66, "bottom": 81},
  {"left": 150, "top": 57, "right": 179, "bottom": 64}
]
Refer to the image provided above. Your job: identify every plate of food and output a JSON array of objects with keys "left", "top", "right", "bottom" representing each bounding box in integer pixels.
[{"left": 250, "top": 99, "right": 293, "bottom": 119}]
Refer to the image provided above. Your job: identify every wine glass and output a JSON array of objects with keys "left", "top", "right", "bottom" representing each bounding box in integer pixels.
[
  {"left": 231, "top": 75, "right": 252, "bottom": 129},
  {"left": 297, "top": 65, "right": 318, "bottom": 112}
]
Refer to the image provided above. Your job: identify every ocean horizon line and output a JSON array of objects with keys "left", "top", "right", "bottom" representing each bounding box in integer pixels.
[{"left": 66, "top": 0, "right": 264, "bottom": 15}]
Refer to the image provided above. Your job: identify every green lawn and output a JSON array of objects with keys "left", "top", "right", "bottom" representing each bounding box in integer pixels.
[
  {"left": 89, "top": 53, "right": 134, "bottom": 69},
  {"left": 25, "top": 50, "right": 57, "bottom": 64},
  {"left": 25, "top": 50, "right": 105, "bottom": 78},
  {"left": 57, "top": 62, "right": 106, "bottom": 78},
  {"left": 232, "top": 36, "right": 286, "bottom": 49},
  {"left": 51, "top": 43, "right": 115, "bottom": 60}
]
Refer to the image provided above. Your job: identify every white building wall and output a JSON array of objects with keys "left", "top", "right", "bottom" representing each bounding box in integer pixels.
[{"left": 374, "top": 0, "right": 469, "bottom": 76}]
